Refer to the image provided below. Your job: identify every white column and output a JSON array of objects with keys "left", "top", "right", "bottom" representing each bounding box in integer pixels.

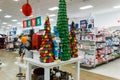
[
  {"left": 75, "top": 61, "right": 80, "bottom": 80},
  {"left": 44, "top": 68, "right": 50, "bottom": 80},
  {"left": 26, "top": 62, "right": 32, "bottom": 80}
]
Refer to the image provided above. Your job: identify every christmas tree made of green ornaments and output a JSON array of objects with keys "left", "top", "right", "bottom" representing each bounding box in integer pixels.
[
  {"left": 70, "top": 22, "right": 78, "bottom": 58},
  {"left": 40, "top": 17, "right": 54, "bottom": 63},
  {"left": 57, "top": 0, "right": 71, "bottom": 61}
]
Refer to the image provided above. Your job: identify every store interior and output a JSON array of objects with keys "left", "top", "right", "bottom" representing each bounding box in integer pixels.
[{"left": 0, "top": 0, "right": 120, "bottom": 80}]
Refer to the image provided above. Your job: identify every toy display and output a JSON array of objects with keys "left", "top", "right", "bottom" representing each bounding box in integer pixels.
[
  {"left": 39, "top": 17, "right": 54, "bottom": 63},
  {"left": 57, "top": 0, "right": 71, "bottom": 61},
  {"left": 105, "top": 30, "right": 120, "bottom": 61},
  {"left": 70, "top": 22, "right": 78, "bottom": 58},
  {"left": 53, "top": 37, "right": 61, "bottom": 60},
  {"left": 77, "top": 28, "right": 120, "bottom": 67}
]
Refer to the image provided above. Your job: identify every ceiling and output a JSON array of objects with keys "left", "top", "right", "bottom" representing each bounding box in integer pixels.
[{"left": 0, "top": 0, "right": 120, "bottom": 31}]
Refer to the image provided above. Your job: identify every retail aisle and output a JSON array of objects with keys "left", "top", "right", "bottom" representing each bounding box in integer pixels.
[
  {"left": 0, "top": 50, "right": 18, "bottom": 80},
  {"left": 88, "top": 59, "right": 120, "bottom": 80},
  {"left": 0, "top": 50, "right": 119, "bottom": 80}
]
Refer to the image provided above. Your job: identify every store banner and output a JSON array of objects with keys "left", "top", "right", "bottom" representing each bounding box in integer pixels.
[
  {"left": 36, "top": 17, "right": 41, "bottom": 26},
  {"left": 23, "top": 20, "right": 27, "bottom": 28},
  {"left": 23, "top": 16, "right": 41, "bottom": 28},
  {"left": 31, "top": 18, "right": 36, "bottom": 27}
]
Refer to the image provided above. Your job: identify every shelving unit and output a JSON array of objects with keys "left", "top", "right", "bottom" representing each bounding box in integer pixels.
[
  {"left": 105, "top": 30, "right": 120, "bottom": 61},
  {"left": 76, "top": 29, "right": 109, "bottom": 68},
  {"left": 76, "top": 30, "right": 97, "bottom": 68},
  {"left": 77, "top": 29, "right": 120, "bottom": 68}
]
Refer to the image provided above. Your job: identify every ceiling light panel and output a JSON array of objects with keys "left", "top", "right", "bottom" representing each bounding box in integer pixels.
[
  {"left": 8, "top": 24, "right": 12, "bottom": 26},
  {"left": 48, "top": 7, "right": 59, "bottom": 11},
  {"left": 80, "top": 5, "right": 93, "bottom": 10},
  {"left": 50, "top": 19, "right": 55, "bottom": 21},
  {"left": 3, "top": 22, "right": 7, "bottom": 24},
  {"left": 12, "top": 19, "right": 18, "bottom": 22},
  {"left": 49, "top": 14, "right": 56, "bottom": 17},
  {"left": 4, "top": 15, "right": 12, "bottom": 18},
  {"left": 17, "top": 22, "right": 21, "bottom": 24},
  {"left": 113, "top": 5, "right": 120, "bottom": 9},
  {"left": 13, "top": 0, "right": 19, "bottom": 1},
  {"left": 0, "top": 9, "right": 2, "bottom": 12}
]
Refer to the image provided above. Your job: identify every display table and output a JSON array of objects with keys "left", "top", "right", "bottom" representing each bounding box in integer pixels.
[{"left": 25, "top": 57, "right": 82, "bottom": 80}]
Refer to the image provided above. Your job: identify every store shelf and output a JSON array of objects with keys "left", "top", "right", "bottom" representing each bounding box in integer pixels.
[
  {"left": 107, "top": 55, "right": 120, "bottom": 62},
  {"left": 81, "top": 63, "right": 94, "bottom": 69},
  {"left": 96, "top": 34, "right": 104, "bottom": 37},
  {"left": 96, "top": 48, "right": 104, "bottom": 50},
  {"left": 96, "top": 41, "right": 105, "bottom": 43},
  {"left": 79, "top": 49, "right": 95, "bottom": 51},
  {"left": 79, "top": 40, "right": 95, "bottom": 42}
]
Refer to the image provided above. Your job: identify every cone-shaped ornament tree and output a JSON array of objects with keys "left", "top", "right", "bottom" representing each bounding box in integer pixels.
[
  {"left": 40, "top": 16, "right": 54, "bottom": 63},
  {"left": 57, "top": 0, "right": 71, "bottom": 61},
  {"left": 70, "top": 22, "right": 78, "bottom": 58}
]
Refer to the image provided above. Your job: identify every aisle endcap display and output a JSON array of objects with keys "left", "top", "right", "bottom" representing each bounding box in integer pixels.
[{"left": 77, "top": 28, "right": 120, "bottom": 68}]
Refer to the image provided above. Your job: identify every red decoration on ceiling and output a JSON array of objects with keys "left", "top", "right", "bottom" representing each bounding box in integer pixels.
[{"left": 22, "top": 0, "right": 32, "bottom": 16}]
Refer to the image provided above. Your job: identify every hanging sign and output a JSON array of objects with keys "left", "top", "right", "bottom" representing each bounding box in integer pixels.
[
  {"left": 23, "top": 16, "right": 41, "bottom": 28},
  {"left": 31, "top": 18, "right": 36, "bottom": 27},
  {"left": 36, "top": 17, "right": 41, "bottom": 26},
  {"left": 27, "top": 19, "right": 31, "bottom": 27},
  {"left": 23, "top": 20, "right": 27, "bottom": 28}
]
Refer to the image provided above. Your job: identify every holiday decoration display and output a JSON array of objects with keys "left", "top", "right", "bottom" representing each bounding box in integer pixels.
[
  {"left": 57, "top": 0, "right": 71, "bottom": 61},
  {"left": 39, "top": 16, "right": 54, "bottom": 63},
  {"left": 22, "top": 0, "right": 32, "bottom": 16},
  {"left": 53, "top": 37, "right": 61, "bottom": 60},
  {"left": 70, "top": 22, "right": 78, "bottom": 58}
]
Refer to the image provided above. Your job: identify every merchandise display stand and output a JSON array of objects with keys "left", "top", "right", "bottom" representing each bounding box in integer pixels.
[
  {"left": 77, "top": 28, "right": 120, "bottom": 69},
  {"left": 106, "top": 30, "right": 120, "bottom": 61},
  {"left": 24, "top": 57, "right": 82, "bottom": 80}
]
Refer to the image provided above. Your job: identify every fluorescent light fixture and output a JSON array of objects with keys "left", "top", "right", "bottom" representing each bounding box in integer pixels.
[
  {"left": 113, "top": 5, "right": 120, "bottom": 9},
  {"left": 4, "top": 15, "right": 12, "bottom": 18},
  {"left": 20, "top": 9, "right": 22, "bottom": 11},
  {"left": 49, "top": 14, "right": 56, "bottom": 17},
  {"left": 13, "top": 0, "right": 19, "bottom": 1},
  {"left": 48, "top": 7, "right": 59, "bottom": 11},
  {"left": 0, "top": 9, "right": 2, "bottom": 12},
  {"left": 50, "top": 19, "right": 55, "bottom": 21},
  {"left": 12, "top": 19, "right": 18, "bottom": 22},
  {"left": 3, "top": 22, "right": 7, "bottom": 25},
  {"left": 80, "top": 5, "right": 93, "bottom": 10},
  {"left": 17, "top": 22, "right": 21, "bottom": 24},
  {"left": 8, "top": 24, "right": 12, "bottom": 26}
]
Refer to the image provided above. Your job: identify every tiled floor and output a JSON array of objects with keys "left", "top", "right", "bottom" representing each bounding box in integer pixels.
[
  {"left": 88, "top": 59, "right": 120, "bottom": 79},
  {"left": 0, "top": 50, "right": 119, "bottom": 80}
]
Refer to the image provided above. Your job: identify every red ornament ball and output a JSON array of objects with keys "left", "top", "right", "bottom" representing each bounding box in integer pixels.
[{"left": 22, "top": 3, "right": 32, "bottom": 16}]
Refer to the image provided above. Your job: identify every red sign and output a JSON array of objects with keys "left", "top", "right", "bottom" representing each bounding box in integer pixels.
[
  {"left": 31, "top": 18, "right": 36, "bottom": 27},
  {"left": 23, "top": 20, "right": 27, "bottom": 28}
]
